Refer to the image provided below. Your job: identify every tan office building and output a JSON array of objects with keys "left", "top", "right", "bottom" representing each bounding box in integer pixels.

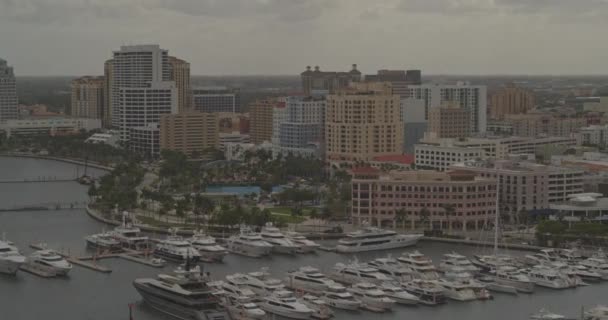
[
  {"left": 325, "top": 82, "right": 404, "bottom": 164},
  {"left": 301, "top": 64, "right": 361, "bottom": 95},
  {"left": 249, "top": 99, "right": 276, "bottom": 144},
  {"left": 168, "top": 56, "right": 191, "bottom": 112},
  {"left": 71, "top": 76, "right": 105, "bottom": 120},
  {"left": 490, "top": 84, "right": 535, "bottom": 120},
  {"left": 428, "top": 102, "right": 470, "bottom": 139},
  {"left": 159, "top": 112, "right": 219, "bottom": 157}
]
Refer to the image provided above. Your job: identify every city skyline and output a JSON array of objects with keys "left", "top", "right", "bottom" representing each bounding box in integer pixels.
[{"left": 1, "top": 0, "right": 608, "bottom": 76}]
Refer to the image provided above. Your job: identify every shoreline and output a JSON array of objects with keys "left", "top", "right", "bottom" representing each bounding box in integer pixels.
[{"left": 0, "top": 153, "right": 113, "bottom": 171}]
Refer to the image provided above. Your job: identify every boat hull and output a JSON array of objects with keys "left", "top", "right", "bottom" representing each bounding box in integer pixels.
[
  {"left": 227, "top": 242, "right": 271, "bottom": 258},
  {"left": 153, "top": 249, "right": 201, "bottom": 263},
  {"left": 495, "top": 278, "right": 535, "bottom": 293},
  {"left": 259, "top": 303, "right": 312, "bottom": 319},
  {"left": 0, "top": 258, "right": 24, "bottom": 275},
  {"left": 321, "top": 299, "right": 361, "bottom": 311},
  {"left": 335, "top": 236, "right": 420, "bottom": 253}
]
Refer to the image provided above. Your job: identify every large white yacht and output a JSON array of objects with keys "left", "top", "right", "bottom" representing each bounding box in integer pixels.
[
  {"left": 347, "top": 282, "right": 395, "bottom": 312},
  {"left": 320, "top": 284, "right": 362, "bottom": 311},
  {"left": 226, "top": 227, "right": 273, "bottom": 258},
  {"left": 433, "top": 279, "right": 476, "bottom": 301},
  {"left": 397, "top": 251, "right": 440, "bottom": 280},
  {"left": 330, "top": 262, "right": 394, "bottom": 285},
  {"left": 85, "top": 232, "right": 122, "bottom": 251},
  {"left": 0, "top": 239, "right": 26, "bottom": 275},
  {"left": 260, "top": 223, "right": 299, "bottom": 254},
  {"left": 259, "top": 290, "right": 313, "bottom": 320},
  {"left": 226, "top": 270, "right": 285, "bottom": 295},
  {"left": 402, "top": 279, "right": 446, "bottom": 306},
  {"left": 438, "top": 252, "right": 480, "bottom": 274},
  {"left": 28, "top": 250, "right": 72, "bottom": 276},
  {"left": 284, "top": 231, "right": 320, "bottom": 253},
  {"left": 472, "top": 254, "right": 519, "bottom": 272},
  {"left": 109, "top": 213, "right": 149, "bottom": 250},
  {"left": 154, "top": 231, "right": 201, "bottom": 263},
  {"left": 443, "top": 271, "right": 492, "bottom": 300},
  {"left": 300, "top": 294, "right": 334, "bottom": 320},
  {"left": 378, "top": 282, "right": 419, "bottom": 305},
  {"left": 366, "top": 257, "right": 415, "bottom": 282},
  {"left": 530, "top": 309, "right": 567, "bottom": 320},
  {"left": 580, "top": 257, "right": 608, "bottom": 280},
  {"left": 491, "top": 266, "right": 535, "bottom": 293},
  {"left": 209, "top": 280, "right": 258, "bottom": 303},
  {"left": 189, "top": 230, "right": 228, "bottom": 262},
  {"left": 527, "top": 265, "right": 571, "bottom": 289},
  {"left": 335, "top": 227, "right": 421, "bottom": 253},
  {"left": 221, "top": 297, "right": 266, "bottom": 320},
  {"left": 584, "top": 305, "right": 608, "bottom": 320},
  {"left": 524, "top": 249, "right": 561, "bottom": 266},
  {"left": 285, "top": 266, "right": 339, "bottom": 292},
  {"left": 133, "top": 265, "right": 231, "bottom": 320}
]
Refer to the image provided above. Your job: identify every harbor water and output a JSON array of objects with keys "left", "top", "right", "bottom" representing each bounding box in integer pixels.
[{"left": 0, "top": 157, "right": 606, "bottom": 320}]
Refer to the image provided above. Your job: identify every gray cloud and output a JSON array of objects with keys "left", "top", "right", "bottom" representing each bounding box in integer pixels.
[
  {"left": 0, "top": 0, "right": 140, "bottom": 24},
  {"left": 399, "top": 0, "right": 608, "bottom": 16}
]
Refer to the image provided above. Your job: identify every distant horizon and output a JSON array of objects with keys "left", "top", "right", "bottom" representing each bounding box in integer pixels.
[{"left": 14, "top": 73, "right": 608, "bottom": 78}]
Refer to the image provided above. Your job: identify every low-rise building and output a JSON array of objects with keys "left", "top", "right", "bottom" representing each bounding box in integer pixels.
[
  {"left": 85, "top": 131, "right": 120, "bottom": 147},
  {"left": 578, "top": 125, "right": 608, "bottom": 147},
  {"left": 0, "top": 118, "right": 101, "bottom": 137},
  {"left": 351, "top": 169, "right": 497, "bottom": 231},
  {"left": 427, "top": 102, "right": 470, "bottom": 139},
  {"left": 192, "top": 86, "right": 240, "bottom": 113},
  {"left": 219, "top": 132, "right": 251, "bottom": 151},
  {"left": 224, "top": 142, "right": 256, "bottom": 161},
  {"left": 550, "top": 193, "right": 608, "bottom": 223},
  {"left": 415, "top": 142, "right": 485, "bottom": 171},
  {"left": 489, "top": 113, "right": 587, "bottom": 138}
]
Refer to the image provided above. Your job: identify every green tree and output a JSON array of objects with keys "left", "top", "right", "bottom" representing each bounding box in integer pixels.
[
  {"left": 419, "top": 207, "right": 431, "bottom": 231},
  {"left": 395, "top": 208, "right": 407, "bottom": 230}
]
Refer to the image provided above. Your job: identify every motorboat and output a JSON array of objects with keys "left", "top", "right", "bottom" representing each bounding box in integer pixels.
[
  {"left": 259, "top": 290, "right": 313, "bottom": 320},
  {"left": 559, "top": 249, "right": 583, "bottom": 263},
  {"left": 524, "top": 249, "right": 560, "bottom": 266},
  {"left": 208, "top": 280, "right": 257, "bottom": 303},
  {"left": 433, "top": 278, "right": 476, "bottom": 301},
  {"left": 0, "top": 239, "right": 26, "bottom": 275},
  {"left": 85, "top": 232, "right": 122, "bottom": 252},
  {"left": 133, "top": 265, "right": 231, "bottom": 320},
  {"left": 226, "top": 227, "right": 273, "bottom": 258},
  {"left": 285, "top": 231, "right": 320, "bottom": 253},
  {"left": 472, "top": 254, "right": 519, "bottom": 272},
  {"left": 492, "top": 266, "right": 535, "bottom": 293},
  {"left": 260, "top": 223, "right": 299, "bottom": 254},
  {"left": 221, "top": 297, "right": 266, "bottom": 320},
  {"left": 28, "top": 250, "right": 72, "bottom": 276},
  {"left": 548, "top": 262, "right": 587, "bottom": 287},
  {"left": 402, "top": 279, "right": 446, "bottom": 306},
  {"left": 110, "top": 213, "right": 149, "bottom": 250},
  {"left": 154, "top": 231, "right": 201, "bottom": 263},
  {"left": 189, "top": 230, "right": 228, "bottom": 262},
  {"left": 226, "top": 269, "right": 285, "bottom": 295},
  {"left": 438, "top": 252, "right": 480, "bottom": 274},
  {"left": 347, "top": 282, "right": 395, "bottom": 312},
  {"left": 443, "top": 271, "right": 492, "bottom": 300},
  {"left": 527, "top": 265, "right": 571, "bottom": 289},
  {"left": 320, "top": 284, "right": 362, "bottom": 311},
  {"left": 330, "top": 262, "right": 394, "bottom": 285},
  {"left": 580, "top": 257, "right": 608, "bottom": 280},
  {"left": 285, "top": 266, "right": 339, "bottom": 292},
  {"left": 365, "top": 257, "right": 415, "bottom": 282},
  {"left": 378, "top": 282, "right": 419, "bottom": 305},
  {"left": 584, "top": 305, "right": 608, "bottom": 320},
  {"left": 300, "top": 294, "right": 334, "bottom": 320},
  {"left": 247, "top": 268, "right": 286, "bottom": 292},
  {"left": 397, "top": 251, "right": 439, "bottom": 280},
  {"left": 335, "top": 227, "right": 422, "bottom": 253},
  {"left": 568, "top": 265, "right": 602, "bottom": 283},
  {"left": 530, "top": 308, "right": 567, "bottom": 320}
]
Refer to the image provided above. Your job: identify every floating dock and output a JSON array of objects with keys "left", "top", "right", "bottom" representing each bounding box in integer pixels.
[
  {"left": 29, "top": 243, "right": 112, "bottom": 274},
  {"left": 118, "top": 254, "right": 165, "bottom": 268}
]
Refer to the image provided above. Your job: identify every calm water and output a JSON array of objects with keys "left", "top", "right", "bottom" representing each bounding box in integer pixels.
[{"left": 0, "top": 157, "right": 606, "bottom": 320}]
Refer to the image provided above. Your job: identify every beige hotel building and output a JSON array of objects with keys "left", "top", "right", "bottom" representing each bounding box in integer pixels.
[{"left": 159, "top": 112, "right": 219, "bottom": 157}]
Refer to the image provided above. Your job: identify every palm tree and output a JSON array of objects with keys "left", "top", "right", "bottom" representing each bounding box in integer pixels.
[
  {"left": 440, "top": 204, "right": 456, "bottom": 234},
  {"left": 419, "top": 207, "right": 431, "bottom": 231},
  {"left": 395, "top": 208, "right": 407, "bottom": 230}
]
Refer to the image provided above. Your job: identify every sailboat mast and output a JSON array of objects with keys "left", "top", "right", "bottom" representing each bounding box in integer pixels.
[{"left": 494, "top": 169, "right": 499, "bottom": 254}]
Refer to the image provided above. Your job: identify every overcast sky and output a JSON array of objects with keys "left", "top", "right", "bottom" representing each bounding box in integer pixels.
[{"left": 1, "top": 0, "right": 608, "bottom": 76}]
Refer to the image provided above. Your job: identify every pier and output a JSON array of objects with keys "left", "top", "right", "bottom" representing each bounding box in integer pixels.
[{"left": 0, "top": 177, "right": 77, "bottom": 184}]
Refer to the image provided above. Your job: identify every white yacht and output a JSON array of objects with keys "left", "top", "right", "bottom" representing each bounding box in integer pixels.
[
  {"left": 154, "top": 231, "right": 201, "bottom": 263},
  {"left": 335, "top": 227, "right": 422, "bottom": 253},
  {"left": 110, "top": 213, "right": 149, "bottom": 250},
  {"left": 347, "top": 282, "right": 395, "bottom": 312},
  {"left": 443, "top": 271, "right": 492, "bottom": 300},
  {"left": 472, "top": 254, "right": 519, "bottom": 272},
  {"left": 260, "top": 223, "right": 299, "bottom": 254},
  {"left": 527, "top": 265, "right": 571, "bottom": 289},
  {"left": 492, "top": 266, "right": 535, "bottom": 293},
  {"left": 569, "top": 264, "right": 603, "bottom": 282},
  {"left": 580, "top": 257, "right": 608, "bottom": 280},
  {"left": 0, "top": 239, "right": 26, "bottom": 275},
  {"left": 209, "top": 280, "right": 258, "bottom": 303},
  {"left": 585, "top": 305, "right": 608, "bottom": 320},
  {"left": 320, "top": 284, "right": 362, "bottom": 311},
  {"left": 330, "top": 262, "right": 394, "bottom": 285},
  {"left": 438, "top": 252, "right": 480, "bottom": 274},
  {"left": 285, "top": 231, "right": 320, "bottom": 253},
  {"left": 548, "top": 262, "right": 586, "bottom": 287},
  {"left": 559, "top": 249, "right": 583, "bottom": 263},
  {"left": 189, "top": 230, "right": 228, "bottom": 262},
  {"left": 85, "top": 232, "right": 122, "bottom": 251},
  {"left": 433, "top": 279, "right": 476, "bottom": 301},
  {"left": 226, "top": 270, "right": 285, "bottom": 295},
  {"left": 397, "top": 251, "right": 440, "bottom": 280},
  {"left": 402, "top": 279, "right": 446, "bottom": 306},
  {"left": 524, "top": 249, "right": 560, "bottom": 266},
  {"left": 366, "top": 257, "right": 415, "bottom": 282},
  {"left": 29, "top": 250, "right": 72, "bottom": 276},
  {"left": 285, "top": 266, "right": 339, "bottom": 292},
  {"left": 222, "top": 297, "right": 266, "bottom": 320},
  {"left": 531, "top": 309, "right": 567, "bottom": 320},
  {"left": 378, "top": 282, "right": 419, "bottom": 305},
  {"left": 259, "top": 290, "right": 313, "bottom": 320},
  {"left": 301, "top": 294, "right": 334, "bottom": 320},
  {"left": 133, "top": 265, "right": 231, "bottom": 320},
  {"left": 226, "top": 227, "right": 273, "bottom": 258}
]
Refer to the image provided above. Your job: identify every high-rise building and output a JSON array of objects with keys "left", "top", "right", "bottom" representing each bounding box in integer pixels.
[
  {"left": 325, "top": 82, "right": 404, "bottom": 164},
  {"left": 130, "top": 123, "right": 160, "bottom": 159},
  {"left": 490, "top": 113, "right": 587, "bottom": 138},
  {"left": 71, "top": 76, "right": 104, "bottom": 119},
  {"left": 192, "top": 87, "right": 240, "bottom": 113},
  {"left": 489, "top": 84, "right": 535, "bottom": 120},
  {"left": 103, "top": 59, "right": 114, "bottom": 128},
  {"left": 118, "top": 81, "right": 177, "bottom": 141},
  {"left": 405, "top": 70, "right": 422, "bottom": 85},
  {"left": 428, "top": 102, "right": 470, "bottom": 139},
  {"left": 249, "top": 99, "right": 276, "bottom": 144},
  {"left": 406, "top": 82, "right": 487, "bottom": 133},
  {"left": 401, "top": 98, "right": 427, "bottom": 153},
  {"left": 159, "top": 112, "right": 219, "bottom": 158},
  {"left": 168, "top": 56, "right": 191, "bottom": 112},
  {"left": 365, "top": 70, "right": 408, "bottom": 97},
  {"left": 0, "top": 58, "right": 18, "bottom": 122},
  {"left": 110, "top": 45, "right": 171, "bottom": 132},
  {"left": 300, "top": 64, "right": 361, "bottom": 96},
  {"left": 271, "top": 96, "right": 325, "bottom": 157}
]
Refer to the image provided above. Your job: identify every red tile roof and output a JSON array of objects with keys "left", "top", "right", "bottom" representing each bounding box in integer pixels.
[
  {"left": 351, "top": 166, "right": 380, "bottom": 174},
  {"left": 372, "top": 154, "right": 415, "bottom": 165}
]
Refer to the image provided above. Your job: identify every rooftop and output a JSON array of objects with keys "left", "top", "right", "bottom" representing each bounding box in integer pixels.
[{"left": 372, "top": 154, "right": 415, "bottom": 165}]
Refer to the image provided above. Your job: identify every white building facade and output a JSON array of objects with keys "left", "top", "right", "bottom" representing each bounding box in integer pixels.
[
  {"left": 271, "top": 96, "right": 325, "bottom": 158},
  {"left": 415, "top": 143, "right": 485, "bottom": 171},
  {"left": 0, "top": 118, "right": 101, "bottom": 137}
]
